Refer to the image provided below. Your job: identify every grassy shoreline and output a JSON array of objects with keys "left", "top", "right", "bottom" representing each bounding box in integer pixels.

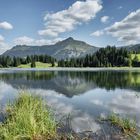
[
  {"left": 0, "top": 92, "right": 57, "bottom": 140},
  {"left": 1, "top": 67, "right": 140, "bottom": 72}
]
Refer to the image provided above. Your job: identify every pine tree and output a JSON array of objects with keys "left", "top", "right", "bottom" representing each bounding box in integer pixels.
[{"left": 31, "top": 60, "right": 36, "bottom": 68}]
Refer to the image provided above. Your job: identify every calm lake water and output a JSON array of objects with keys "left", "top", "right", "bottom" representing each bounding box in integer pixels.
[{"left": 0, "top": 69, "right": 140, "bottom": 136}]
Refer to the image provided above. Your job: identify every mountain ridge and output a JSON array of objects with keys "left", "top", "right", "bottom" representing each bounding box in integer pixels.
[
  {"left": 3, "top": 37, "right": 99, "bottom": 60},
  {"left": 2, "top": 37, "right": 140, "bottom": 60}
]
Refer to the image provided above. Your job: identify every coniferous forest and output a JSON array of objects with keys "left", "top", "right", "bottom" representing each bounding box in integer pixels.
[
  {"left": 0, "top": 46, "right": 140, "bottom": 68},
  {"left": 0, "top": 55, "right": 56, "bottom": 68},
  {"left": 58, "top": 46, "right": 140, "bottom": 67}
]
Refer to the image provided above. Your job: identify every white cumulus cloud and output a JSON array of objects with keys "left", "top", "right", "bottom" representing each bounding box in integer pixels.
[
  {"left": 14, "top": 36, "right": 34, "bottom": 45},
  {"left": 0, "top": 22, "right": 13, "bottom": 54},
  {"left": 0, "top": 42, "right": 10, "bottom": 54},
  {"left": 90, "top": 30, "right": 104, "bottom": 37},
  {"left": 105, "top": 9, "right": 140, "bottom": 44},
  {"left": 38, "top": 0, "right": 102, "bottom": 37},
  {"left": 0, "top": 35, "right": 10, "bottom": 54},
  {"left": 101, "top": 16, "right": 109, "bottom": 23},
  {"left": 0, "top": 21, "right": 13, "bottom": 30},
  {"left": 13, "top": 36, "right": 63, "bottom": 46},
  {"left": 0, "top": 35, "right": 4, "bottom": 42}
]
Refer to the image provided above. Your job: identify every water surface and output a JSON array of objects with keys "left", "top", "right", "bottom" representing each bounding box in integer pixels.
[{"left": 0, "top": 69, "right": 140, "bottom": 137}]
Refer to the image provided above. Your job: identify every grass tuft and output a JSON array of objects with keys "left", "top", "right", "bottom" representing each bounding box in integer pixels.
[
  {"left": 108, "top": 113, "right": 137, "bottom": 134},
  {"left": 0, "top": 91, "right": 57, "bottom": 140}
]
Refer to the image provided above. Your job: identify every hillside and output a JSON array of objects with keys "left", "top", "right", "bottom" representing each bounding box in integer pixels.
[
  {"left": 123, "top": 44, "right": 140, "bottom": 53},
  {"left": 3, "top": 37, "right": 99, "bottom": 60},
  {"left": 3, "top": 37, "right": 140, "bottom": 60}
]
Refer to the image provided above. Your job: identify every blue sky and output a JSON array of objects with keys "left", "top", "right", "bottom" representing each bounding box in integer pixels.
[{"left": 0, "top": 0, "right": 140, "bottom": 53}]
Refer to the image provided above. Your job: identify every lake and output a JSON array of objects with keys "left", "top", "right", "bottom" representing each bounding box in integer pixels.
[{"left": 0, "top": 69, "right": 140, "bottom": 138}]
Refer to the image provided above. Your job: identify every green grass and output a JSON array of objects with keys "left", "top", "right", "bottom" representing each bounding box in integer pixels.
[
  {"left": 131, "top": 54, "right": 140, "bottom": 61},
  {"left": 0, "top": 92, "right": 57, "bottom": 140},
  {"left": 107, "top": 113, "right": 137, "bottom": 134},
  {"left": 18, "top": 62, "right": 58, "bottom": 68},
  {"left": 98, "top": 113, "right": 140, "bottom": 140},
  {"left": 98, "top": 112, "right": 140, "bottom": 139},
  {"left": 107, "top": 113, "right": 140, "bottom": 139}
]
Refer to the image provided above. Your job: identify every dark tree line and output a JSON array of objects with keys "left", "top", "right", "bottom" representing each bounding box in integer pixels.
[
  {"left": 1, "top": 46, "right": 140, "bottom": 68},
  {"left": 0, "top": 55, "right": 56, "bottom": 68},
  {"left": 58, "top": 46, "right": 140, "bottom": 67}
]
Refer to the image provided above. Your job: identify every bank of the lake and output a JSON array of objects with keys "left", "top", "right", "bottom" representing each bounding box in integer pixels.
[
  {"left": 0, "top": 92, "right": 57, "bottom": 140},
  {"left": 1, "top": 67, "right": 140, "bottom": 72}
]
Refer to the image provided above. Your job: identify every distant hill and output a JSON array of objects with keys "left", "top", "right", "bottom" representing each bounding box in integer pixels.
[
  {"left": 3, "top": 37, "right": 140, "bottom": 60},
  {"left": 123, "top": 44, "right": 140, "bottom": 53},
  {"left": 3, "top": 37, "right": 99, "bottom": 60}
]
